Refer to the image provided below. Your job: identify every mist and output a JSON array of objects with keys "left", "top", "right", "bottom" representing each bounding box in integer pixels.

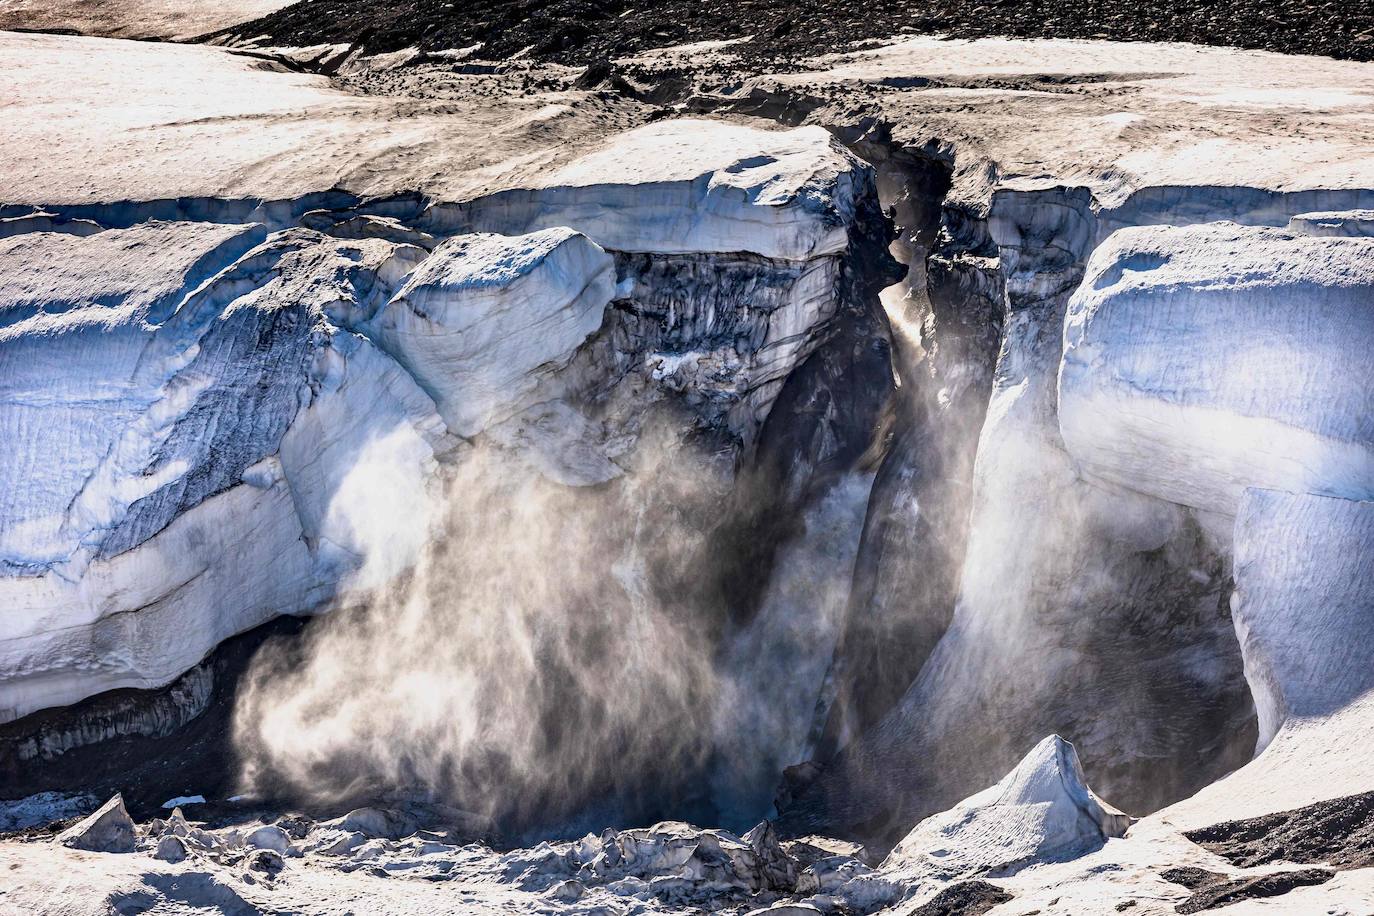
[{"left": 231, "top": 413, "right": 867, "bottom": 839}]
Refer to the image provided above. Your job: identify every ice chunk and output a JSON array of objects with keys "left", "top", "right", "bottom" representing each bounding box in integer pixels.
[
  {"left": 153, "top": 835, "right": 190, "bottom": 863},
  {"left": 1060, "top": 222, "right": 1374, "bottom": 515},
  {"left": 367, "top": 228, "right": 614, "bottom": 438},
  {"left": 245, "top": 825, "right": 292, "bottom": 854},
  {"left": 54, "top": 793, "right": 135, "bottom": 854},
  {"left": 882, "top": 735, "right": 1130, "bottom": 884}
]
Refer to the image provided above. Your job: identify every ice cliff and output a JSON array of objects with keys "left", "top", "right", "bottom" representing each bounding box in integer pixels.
[{"left": 0, "top": 118, "right": 891, "bottom": 729}]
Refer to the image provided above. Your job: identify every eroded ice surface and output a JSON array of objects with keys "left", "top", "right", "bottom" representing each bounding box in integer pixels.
[
  {"left": 1231, "top": 489, "right": 1374, "bottom": 752},
  {"left": 882, "top": 735, "right": 1129, "bottom": 886},
  {"left": 1060, "top": 222, "right": 1374, "bottom": 515},
  {"left": 445, "top": 120, "right": 863, "bottom": 261},
  {"left": 368, "top": 228, "right": 615, "bottom": 438}
]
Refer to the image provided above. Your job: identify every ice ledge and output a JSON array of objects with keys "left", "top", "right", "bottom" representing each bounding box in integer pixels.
[{"left": 429, "top": 119, "right": 863, "bottom": 261}]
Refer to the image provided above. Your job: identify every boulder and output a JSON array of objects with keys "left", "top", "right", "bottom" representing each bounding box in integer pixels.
[
  {"left": 245, "top": 824, "right": 292, "bottom": 854},
  {"left": 331, "top": 807, "right": 417, "bottom": 841},
  {"left": 153, "top": 835, "right": 190, "bottom": 863}
]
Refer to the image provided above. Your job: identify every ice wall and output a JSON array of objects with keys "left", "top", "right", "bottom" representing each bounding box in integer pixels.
[
  {"left": 1060, "top": 223, "right": 1374, "bottom": 516},
  {"left": 0, "top": 118, "right": 889, "bottom": 780},
  {"left": 1232, "top": 489, "right": 1374, "bottom": 752},
  {"left": 0, "top": 226, "right": 448, "bottom": 722}
]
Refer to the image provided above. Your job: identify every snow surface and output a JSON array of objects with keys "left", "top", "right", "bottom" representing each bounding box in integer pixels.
[
  {"left": 6, "top": 29, "right": 1374, "bottom": 218},
  {"left": 0, "top": 0, "right": 290, "bottom": 41},
  {"left": 771, "top": 35, "right": 1374, "bottom": 210}
]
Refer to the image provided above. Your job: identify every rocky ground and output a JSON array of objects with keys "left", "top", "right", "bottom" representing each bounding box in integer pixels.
[
  {"left": 8, "top": 736, "right": 1374, "bottom": 914},
  {"left": 225, "top": 0, "right": 1374, "bottom": 66}
]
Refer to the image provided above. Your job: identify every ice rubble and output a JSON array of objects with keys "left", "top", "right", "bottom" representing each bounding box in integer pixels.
[
  {"left": 0, "top": 740, "right": 1132, "bottom": 914},
  {"left": 5, "top": 801, "right": 847, "bottom": 914},
  {"left": 1060, "top": 222, "right": 1374, "bottom": 516},
  {"left": 0, "top": 116, "right": 877, "bottom": 723}
]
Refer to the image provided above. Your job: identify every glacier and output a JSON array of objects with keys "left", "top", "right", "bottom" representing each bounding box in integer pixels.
[
  {"left": 1060, "top": 222, "right": 1374, "bottom": 516},
  {"left": 2, "top": 20, "right": 1374, "bottom": 916}
]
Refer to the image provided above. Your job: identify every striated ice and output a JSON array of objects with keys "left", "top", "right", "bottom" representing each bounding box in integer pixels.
[
  {"left": 0, "top": 228, "right": 448, "bottom": 721},
  {"left": 1231, "top": 488, "right": 1374, "bottom": 752},
  {"left": 367, "top": 228, "right": 614, "bottom": 438},
  {"left": 1059, "top": 222, "right": 1374, "bottom": 516},
  {"left": 0, "top": 221, "right": 266, "bottom": 571}
]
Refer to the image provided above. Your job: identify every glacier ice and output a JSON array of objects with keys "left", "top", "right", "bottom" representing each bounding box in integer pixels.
[
  {"left": 437, "top": 119, "right": 863, "bottom": 262},
  {"left": 881, "top": 736, "right": 1129, "bottom": 886},
  {"left": 0, "top": 116, "right": 882, "bottom": 729},
  {"left": 6, "top": 28, "right": 1374, "bottom": 916},
  {"left": 1060, "top": 222, "right": 1374, "bottom": 516},
  {"left": 0, "top": 226, "right": 447, "bottom": 722},
  {"left": 367, "top": 228, "right": 615, "bottom": 438},
  {"left": 1231, "top": 488, "right": 1374, "bottom": 752},
  {"left": 0, "top": 221, "right": 267, "bottom": 571},
  {"left": 55, "top": 793, "right": 136, "bottom": 854}
]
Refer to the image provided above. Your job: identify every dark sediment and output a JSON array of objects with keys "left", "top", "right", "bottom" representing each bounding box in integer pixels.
[
  {"left": 0, "top": 616, "right": 307, "bottom": 821},
  {"left": 909, "top": 880, "right": 1014, "bottom": 916},
  {"left": 1160, "top": 865, "right": 1334, "bottom": 913},
  {"left": 1185, "top": 789, "right": 1374, "bottom": 871},
  {"left": 220, "top": 0, "right": 1373, "bottom": 66}
]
